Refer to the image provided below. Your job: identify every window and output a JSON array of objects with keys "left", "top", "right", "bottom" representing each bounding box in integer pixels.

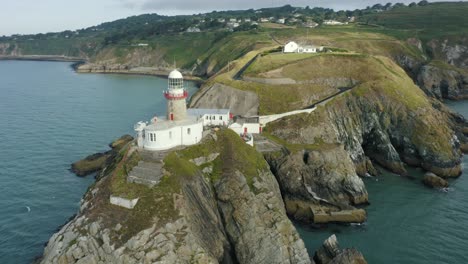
[
  {"left": 187, "top": 128, "right": 191, "bottom": 135},
  {"left": 149, "top": 133, "right": 153, "bottom": 142},
  {"left": 206, "top": 116, "right": 209, "bottom": 120},
  {"left": 219, "top": 116, "right": 223, "bottom": 120}
]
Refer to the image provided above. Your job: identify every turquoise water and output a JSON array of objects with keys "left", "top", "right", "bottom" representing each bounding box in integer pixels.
[
  {"left": 0, "top": 61, "right": 198, "bottom": 263},
  {"left": 297, "top": 102, "right": 468, "bottom": 263}
]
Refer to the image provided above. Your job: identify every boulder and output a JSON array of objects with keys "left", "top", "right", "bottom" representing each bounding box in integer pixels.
[
  {"left": 423, "top": 172, "right": 449, "bottom": 188},
  {"left": 71, "top": 135, "right": 133, "bottom": 177},
  {"left": 71, "top": 152, "right": 109, "bottom": 177},
  {"left": 109, "top": 134, "right": 133, "bottom": 150},
  {"left": 314, "top": 235, "right": 367, "bottom": 264}
]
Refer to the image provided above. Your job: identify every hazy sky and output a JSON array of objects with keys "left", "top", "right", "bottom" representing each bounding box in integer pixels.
[{"left": 0, "top": 0, "right": 463, "bottom": 36}]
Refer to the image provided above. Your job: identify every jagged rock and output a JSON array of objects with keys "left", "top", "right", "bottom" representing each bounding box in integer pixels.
[
  {"left": 423, "top": 172, "right": 449, "bottom": 188},
  {"left": 314, "top": 235, "right": 367, "bottom": 264},
  {"left": 109, "top": 134, "right": 134, "bottom": 150},
  {"left": 266, "top": 146, "right": 368, "bottom": 224},
  {"left": 71, "top": 135, "right": 133, "bottom": 177},
  {"left": 417, "top": 65, "right": 468, "bottom": 100},
  {"left": 71, "top": 152, "right": 109, "bottom": 177}
]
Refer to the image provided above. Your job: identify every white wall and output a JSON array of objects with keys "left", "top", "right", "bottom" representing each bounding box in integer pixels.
[
  {"left": 229, "top": 122, "right": 261, "bottom": 135},
  {"left": 284, "top": 42, "right": 298, "bottom": 53},
  {"left": 201, "top": 114, "right": 230, "bottom": 127},
  {"left": 144, "top": 122, "right": 203, "bottom": 151},
  {"left": 259, "top": 107, "right": 316, "bottom": 125},
  {"left": 110, "top": 196, "right": 139, "bottom": 209}
]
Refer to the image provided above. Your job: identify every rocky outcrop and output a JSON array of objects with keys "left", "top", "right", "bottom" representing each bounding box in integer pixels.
[
  {"left": 423, "top": 172, "right": 449, "bottom": 188},
  {"left": 427, "top": 39, "right": 468, "bottom": 69},
  {"left": 71, "top": 135, "right": 133, "bottom": 177},
  {"left": 40, "top": 130, "right": 312, "bottom": 263},
  {"left": 417, "top": 65, "right": 468, "bottom": 100},
  {"left": 41, "top": 163, "right": 231, "bottom": 263},
  {"left": 265, "top": 146, "right": 368, "bottom": 223},
  {"left": 189, "top": 83, "right": 259, "bottom": 116},
  {"left": 314, "top": 235, "right": 367, "bottom": 264}
]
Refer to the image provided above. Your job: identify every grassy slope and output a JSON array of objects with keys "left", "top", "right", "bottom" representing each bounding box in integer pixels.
[
  {"left": 360, "top": 2, "right": 468, "bottom": 41},
  {"left": 260, "top": 53, "right": 456, "bottom": 164}
]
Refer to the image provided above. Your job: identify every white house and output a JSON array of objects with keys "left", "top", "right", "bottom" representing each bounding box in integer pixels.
[
  {"left": 298, "top": 45, "right": 317, "bottom": 53},
  {"left": 323, "top": 20, "right": 348, "bottom": 26},
  {"left": 276, "top": 18, "right": 286, "bottom": 24},
  {"left": 259, "top": 18, "right": 269, "bottom": 22},
  {"left": 303, "top": 21, "right": 319, "bottom": 28},
  {"left": 284, "top": 41, "right": 323, "bottom": 53},
  {"left": 284, "top": 41, "right": 300, "bottom": 53},
  {"left": 228, "top": 117, "right": 262, "bottom": 135},
  {"left": 186, "top": 27, "right": 201, "bottom": 33},
  {"left": 187, "top": 108, "right": 231, "bottom": 127},
  {"left": 227, "top": 22, "right": 240, "bottom": 28}
]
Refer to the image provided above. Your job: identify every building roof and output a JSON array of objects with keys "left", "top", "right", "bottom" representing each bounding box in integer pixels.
[
  {"left": 144, "top": 115, "right": 200, "bottom": 132},
  {"left": 187, "top": 108, "right": 230, "bottom": 116},
  {"left": 168, "top": 69, "right": 183, "bottom": 79}
]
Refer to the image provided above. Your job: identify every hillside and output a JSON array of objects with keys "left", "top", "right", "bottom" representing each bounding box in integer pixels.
[{"left": 1, "top": 2, "right": 466, "bottom": 79}]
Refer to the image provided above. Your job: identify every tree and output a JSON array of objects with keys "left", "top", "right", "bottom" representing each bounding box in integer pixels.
[
  {"left": 393, "top": 3, "right": 406, "bottom": 8},
  {"left": 409, "top": 2, "right": 417, "bottom": 7},
  {"left": 418, "top": 0, "right": 429, "bottom": 6}
]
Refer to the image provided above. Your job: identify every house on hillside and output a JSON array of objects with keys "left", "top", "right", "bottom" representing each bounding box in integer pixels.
[
  {"left": 283, "top": 41, "right": 323, "bottom": 53},
  {"left": 303, "top": 21, "right": 319, "bottom": 28},
  {"left": 186, "top": 27, "right": 201, "bottom": 33},
  {"left": 276, "top": 18, "right": 286, "bottom": 24},
  {"left": 323, "top": 20, "right": 348, "bottom": 26}
]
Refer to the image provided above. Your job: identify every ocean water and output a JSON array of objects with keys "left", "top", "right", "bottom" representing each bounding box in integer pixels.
[
  {"left": 297, "top": 101, "right": 468, "bottom": 263},
  {"left": 0, "top": 60, "right": 198, "bottom": 263}
]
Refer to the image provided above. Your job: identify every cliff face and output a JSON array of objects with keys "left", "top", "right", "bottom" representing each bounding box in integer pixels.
[
  {"left": 395, "top": 38, "right": 468, "bottom": 101},
  {"left": 189, "top": 53, "right": 465, "bottom": 224},
  {"left": 189, "top": 83, "right": 260, "bottom": 116},
  {"left": 416, "top": 64, "right": 468, "bottom": 100},
  {"left": 261, "top": 57, "right": 463, "bottom": 222},
  {"left": 40, "top": 130, "right": 311, "bottom": 264}
]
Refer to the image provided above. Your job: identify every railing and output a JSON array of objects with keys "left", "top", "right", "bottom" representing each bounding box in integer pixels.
[{"left": 164, "top": 90, "right": 188, "bottom": 100}]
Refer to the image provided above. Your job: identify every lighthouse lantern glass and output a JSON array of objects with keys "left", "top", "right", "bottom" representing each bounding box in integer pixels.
[{"left": 169, "top": 78, "right": 183, "bottom": 89}]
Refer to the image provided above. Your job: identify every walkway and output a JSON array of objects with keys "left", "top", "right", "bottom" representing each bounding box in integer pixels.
[
  {"left": 254, "top": 135, "right": 283, "bottom": 153},
  {"left": 127, "top": 149, "right": 178, "bottom": 187}
]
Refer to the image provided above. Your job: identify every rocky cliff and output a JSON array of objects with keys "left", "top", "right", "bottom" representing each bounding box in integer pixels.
[
  {"left": 192, "top": 54, "right": 466, "bottom": 224},
  {"left": 40, "top": 130, "right": 313, "bottom": 263},
  {"left": 395, "top": 38, "right": 468, "bottom": 101},
  {"left": 263, "top": 58, "right": 464, "bottom": 223}
]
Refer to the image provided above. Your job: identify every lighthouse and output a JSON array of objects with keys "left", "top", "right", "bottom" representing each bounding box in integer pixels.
[{"left": 165, "top": 70, "right": 188, "bottom": 121}]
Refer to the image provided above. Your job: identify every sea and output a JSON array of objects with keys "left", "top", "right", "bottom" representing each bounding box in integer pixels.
[{"left": 0, "top": 60, "right": 467, "bottom": 263}]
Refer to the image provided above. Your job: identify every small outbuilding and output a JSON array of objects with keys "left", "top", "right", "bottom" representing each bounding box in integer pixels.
[{"left": 284, "top": 41, "right": 322, "bottom": 53}]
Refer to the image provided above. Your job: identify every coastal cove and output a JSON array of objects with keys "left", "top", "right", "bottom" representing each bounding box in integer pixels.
[
  {"left": 1, "top": 61, "right": 468, "bottom": 263},
  {"left": 0, "top": 60, "right": 198, "bottom": 263}
]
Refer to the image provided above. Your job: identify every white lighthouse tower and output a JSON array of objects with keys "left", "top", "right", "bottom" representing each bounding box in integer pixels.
[{"left": 165, "top": 70, "right": 188, "bottom": 121}]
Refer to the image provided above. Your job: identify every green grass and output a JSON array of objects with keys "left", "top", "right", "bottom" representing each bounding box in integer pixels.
[
  {"left": 244, "top": 53, "right": 318, "bottom": 76},
  {"left": 360, "top": 2, "right": 468, "bottom": 41}
]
